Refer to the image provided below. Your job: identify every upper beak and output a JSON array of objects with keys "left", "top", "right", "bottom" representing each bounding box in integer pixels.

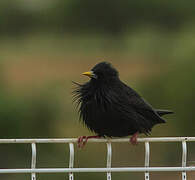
[{"left": 82, "top": 71, "right": 97, "bottom": 79}]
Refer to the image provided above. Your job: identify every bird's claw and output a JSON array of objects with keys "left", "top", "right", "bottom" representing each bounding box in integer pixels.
[
  {"left": 77, "top": 136, "right": 88, "bottom": 148},
  {"left": 77, "top": 135, "right": 100, "bottom": 148},
  {"left": 130, "top": 132, "right": 139, "bottom": 145}
]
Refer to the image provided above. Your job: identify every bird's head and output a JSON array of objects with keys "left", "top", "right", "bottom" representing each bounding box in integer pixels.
[{"left": 82, "top": 62, "right": 118, "bottom": 82}]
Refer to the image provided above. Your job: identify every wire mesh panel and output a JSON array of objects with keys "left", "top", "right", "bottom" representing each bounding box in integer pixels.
[
  {"left": 106, "top": 142, "right": 112, "bottom": 180},
  {"left": 31, "top": 143, "right": 36, "bottom": 180},
  {"left": 182, "top": 141, "right": 187, "bottom": 180},
  {"left": 144, "top": 142, "right": 150, "bottom": 180},
  {"left": 69, "top": 143, "right": 74, "bottom": 180},
  {"left": 0, "top": 137, "right": 194, "bottom": 180}
]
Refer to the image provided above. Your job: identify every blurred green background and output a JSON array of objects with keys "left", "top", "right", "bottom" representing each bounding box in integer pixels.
[{"left": 0, "top": 1, "right": 195, "bottom": 179}]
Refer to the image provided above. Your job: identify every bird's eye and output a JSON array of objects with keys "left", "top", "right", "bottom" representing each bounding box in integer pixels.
[{"left": 93, "top": 74, "right": 98, "bottom": 79}]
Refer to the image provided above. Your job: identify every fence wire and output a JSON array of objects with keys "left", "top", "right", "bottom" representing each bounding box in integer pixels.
[{"left": 0, "top": 137, "right": 195, "bottom": 180}]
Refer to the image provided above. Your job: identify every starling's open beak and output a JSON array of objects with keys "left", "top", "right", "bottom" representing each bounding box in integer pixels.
[{"left": 82, "top": 71, "right": 97, "bottom": 79}]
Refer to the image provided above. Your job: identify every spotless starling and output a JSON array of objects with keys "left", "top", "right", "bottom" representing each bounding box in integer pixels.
[{"left": 73, "top": 62, "right": 173, "bottom": 148}]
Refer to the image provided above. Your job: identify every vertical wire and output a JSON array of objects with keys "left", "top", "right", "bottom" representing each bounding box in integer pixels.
[
  {"left": 145, "top": 142, "right": 150, "bottom": 180},
  {"left": 31, "top": 143, "right": 36, "bottom": 180},
  {"left": 106, "top": 142, "right": 112, "bottom": 180},
  {"left": 182, "top": 141, "right": 187, "bottom": 180},
  {"left": 69, "top": 143, "right": 74, "bottom": 180}
]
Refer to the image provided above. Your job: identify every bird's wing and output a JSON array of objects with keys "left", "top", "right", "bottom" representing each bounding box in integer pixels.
[{"left": 122, "top": 83, "right": 166, "bottom": 123}]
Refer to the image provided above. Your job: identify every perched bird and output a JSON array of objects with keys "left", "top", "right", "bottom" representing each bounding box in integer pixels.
[{"left": 73, "top": 62, "right": 173, "bottom": 148}]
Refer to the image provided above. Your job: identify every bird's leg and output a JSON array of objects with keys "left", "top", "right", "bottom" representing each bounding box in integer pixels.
[
  {"left": 77, "top": 135, "right": 100, "bottom": 148},
  {"left": 130, "top": 132, "right": 139, "bottom": 145},
  {"left": 77, "top": 136, "right": 86, "bottom": 148}
]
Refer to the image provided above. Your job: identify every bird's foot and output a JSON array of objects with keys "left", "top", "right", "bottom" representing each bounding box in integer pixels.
[
  {"left": 130, "top": 132, "right": 139, "bottom": 145},
  {"left": 77, "top": 135, "right": 100, "bottom": 148}
]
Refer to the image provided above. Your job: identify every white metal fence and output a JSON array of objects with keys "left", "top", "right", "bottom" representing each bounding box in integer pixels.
[{"left": 0, "top": 137, "right": 195, "bottom": 180}]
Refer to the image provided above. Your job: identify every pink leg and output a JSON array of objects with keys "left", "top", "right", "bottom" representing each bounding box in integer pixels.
[
  {"left": 77, "top": 135, "right": 100, "bottom": 148},
  {"left": 130, "top": 132, "right": 139, "bottom": 145}
]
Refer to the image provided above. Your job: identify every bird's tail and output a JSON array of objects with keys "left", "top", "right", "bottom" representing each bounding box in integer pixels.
[{"left": 156, "top": 109, "right": 174, "bottom": 116}]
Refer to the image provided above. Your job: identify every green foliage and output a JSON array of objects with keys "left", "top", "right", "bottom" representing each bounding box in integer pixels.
[
  {"left": 0, "top": 88, "right": 60, "bottom": 138},
  {"left": 1, "top": 1, "right": 195, "bottom": 35},
  {"left": 140, "top": 60, "right": 195, "bottom": 136}
]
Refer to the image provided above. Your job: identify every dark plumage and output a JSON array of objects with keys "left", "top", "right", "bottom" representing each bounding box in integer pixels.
[{"left": 73, "top": 62, "right": 173, "bottom": 147}]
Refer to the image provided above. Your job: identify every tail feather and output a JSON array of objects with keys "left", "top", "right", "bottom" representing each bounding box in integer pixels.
[{"left": 156, "top": 109, "right": 174, "bottom": 116}]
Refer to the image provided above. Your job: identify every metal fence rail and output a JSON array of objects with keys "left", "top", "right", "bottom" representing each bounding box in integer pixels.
[{"left": 0, "top": 137, "right": 195, "bottom": 180}]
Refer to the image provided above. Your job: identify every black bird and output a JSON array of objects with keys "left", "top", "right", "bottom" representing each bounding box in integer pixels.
[{"left": 73, "top": 62, "right": 173, "bottom": 148}]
